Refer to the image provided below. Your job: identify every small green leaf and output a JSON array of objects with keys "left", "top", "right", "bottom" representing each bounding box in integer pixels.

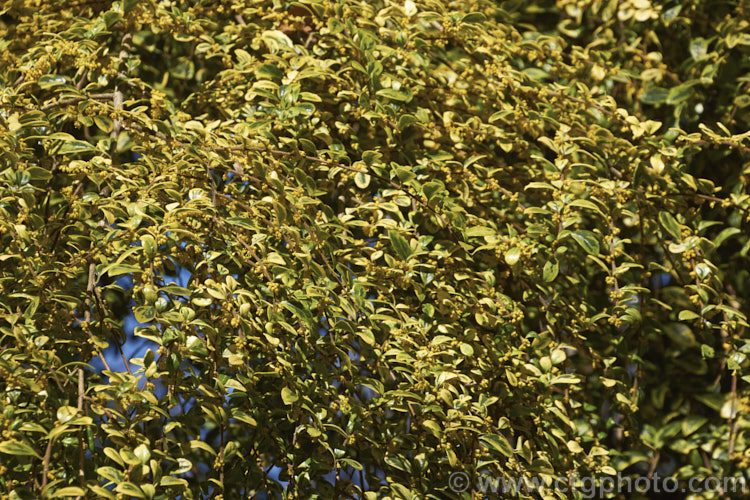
[
  {"left": 134, "top": 306, "right": 156, "bottom": 323},
  {"left": 667, "top": 83, "right": 695, "bottom": 105},
  {"left": 505, "top": 247, "right": 521, "bottom": 265},
  {"left": 376, "top": 88, "right": 412, "bottom": 102},
  {"left": 160, "top": 476, "right": 188, "bottom": 487},
  {"left": 523, "top": 67, "right": 550, "bottom": 81},
  {"left": 664, "top": 322, "right": 696, "bottom": 347},
  {"left": 354, "top": 171, "right": 371, "bottom": 188},
  {"left": 658, "top": 211, "right": 682, "bottom": 239},
  {"left": 389, "top": 230, "right": 412, "bottom": 260},
  {"left": 465, "top": 226, "right": 495, "bottom": 237},
  {"left": 479, "top": 433, "right": 513, "bottom": 458},
  {"left": 640, "top": 87, "right": 669, "bottom": 104},
  {"left": 56, "top": 405, "right": 78, "bottom": 423},
  {"left": 678, "top": 310, "right": 700, "bottom": 321},
  {"left": 134, "top": 443, "right": 151, "bottom": 464},
  {"left": 58, "top": 140, "right": 97, "bottom": 154},
  {"left": 422, "top": 181, "right": 442, "bottom": 200},
  {"left": 689, "top": 38, "right": 708, "bottom": 61},
  {"left": 0, "top": 440, "right": 41, "bottom": 458},
  {"left": 141, "top": 234, "right": 157, "bottom": 256},
  {"left": 566, "top": 440, "right": 583, "bottom": 453},
  {"left": 569, "top": 199, "right": 604, "bottom": 216},
  {"left": 173, "top": 458, "right": 192, "bottom": 475},
  {"left": 570, "top": 231, "right": 600, "bottom": 255},
  {"left": 551, "top": 374, "right": 580, "bottom": 385},
  {"left": 50, "top": 487, "right": 87, "bottom": 498},
  {"left": 461, "top": 12, "right": 486, "bottom": 23},
  {"left": 267, "top": 252, "right": 286, "bottom": 265},
  {"left": 543, "top": 259, "right": 559, "bottom": 282},
  {"left": 103, "top": 11, "right": 123, "bottom": 28},
  {"left": 26, "top": 167, "right": 53, "bottom": 180},
  {"left": 191, "top": 297, "right": 212, "bottom": 307},
  {"left": 104, "top": 264, "right": 140, "bottom": 276},
  {"left": 38, "top": 75, "right": 68, "bottom": 89},
  {"left": 189, "top": 440, "right": 216, "bottom": 456},
  {"left": 423, "top": 420, "right": 442, "bottom": 436},
  {"left": 97, "top": 466, "right": 125, "bottom": 483},
  {"left": 103, "top": 447, "right": 124, "bottom": 466},
  {"left": 681, "top": 416, "right": 708, "bottom": 436},
  {"left": 398, "top": 114, "right": 418, "bottom": 129},
  {"left": 115, "top": 482, "right": 146, "bottom": 498},
  {"left": 123, "top": 0, "right": 141, "bottom": 12},
  {"left": 256, "top": 63, "right": 283, "bottom": 80},
  {"left": 94, "top": 115, "right": 113, "bottom": 133},
  {"left": 87, "top": 485, "right": 117, "bottom": 499},
  {"left": 663, "top": 4, "right": 682, "bottom": 22},
  {"left": 356, "top": 328, "right": 375, "bottom": 345},
  {"left": 713, "top": 227, "right": 740, "bottom": 247},
  {"left": 281, "top": 301, "right": 315, "bottom": 329},
  {"left": 362, "top": 150, "right": 382, "bottom": 167},
  {"left": 694, "top": 392, "right": 724, "bottom": 411},
  {"left": 120, "top": 448, "right": 141, "bottom": 466},
  {"left": 281, "top": 387, "right": 299, "bottom": 405}
]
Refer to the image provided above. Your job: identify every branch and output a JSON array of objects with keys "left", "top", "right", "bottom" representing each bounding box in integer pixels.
[
  {"left": 728, "top": 371, "right": 738, "bottom": 457},
  {"left": 76, "top": 262, "right": 96, "bottom": 497},
  {"left": 544, "top": 90, "right": 614, "bottom": 117},
  {"left": 39, "top": 93, "right": 114, "bottom": 111},
  {"left": 123, "top": 121, "right": 457, "bottom": 235},
  {"left": 41, "top": 439, "right": 53, "bottom": 490}
]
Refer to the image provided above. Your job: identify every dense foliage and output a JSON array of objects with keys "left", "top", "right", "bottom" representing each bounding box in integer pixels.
[{"left": 2, "top": 0, "right": 750, "bottom": 498}]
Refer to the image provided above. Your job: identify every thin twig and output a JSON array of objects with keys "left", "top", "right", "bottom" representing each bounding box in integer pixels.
[
  {"left": 76, "top": 263, "right": 96, "bottom": 497},
  {"left": 41, "top": 439, "right": 53, "bottom": 489},
  {"left": 646, "top": 450, "right": 660, "bottom": 479},
  {"left": 39, "top": 93, "right": 114, "bottom": 111},
  {"left": 728, "top": 371, "right": 738, "bottom": 456}
]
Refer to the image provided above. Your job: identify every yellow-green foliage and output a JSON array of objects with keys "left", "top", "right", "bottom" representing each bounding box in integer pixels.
[{"left": 1, "top": 0, "right": 750, "bottom": 498}]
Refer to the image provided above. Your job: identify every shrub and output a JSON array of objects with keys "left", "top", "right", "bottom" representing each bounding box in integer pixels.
[{"left": 1, "top": 0, "right": 749, "bottom": 498}]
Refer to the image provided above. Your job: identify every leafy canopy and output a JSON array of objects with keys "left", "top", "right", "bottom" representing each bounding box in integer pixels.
[{"left": 1, "top": 0, "right": 750, "bottom": 499}]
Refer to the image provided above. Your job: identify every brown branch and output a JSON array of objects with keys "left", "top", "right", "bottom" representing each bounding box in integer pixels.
[
  {"left": 41, "top": 438, "right": 53, "bottom": 489},
  {"left": 91, "top": 278, "right": 112, "bottom": 373},
  {"left": 544, "top": 90, "right": 614, "bottom": 117},
  {"left": 39, "top": 93, "right": 114, "bottom": 111},
  {"left": 76, "top": 262, "right": 95, "bottom": 498},
  {"left": 691, "top": 139, "right": 750, "bottom": 155},
  {"left": 728, "top": 371, "right": 738, "bottom": 457},
  {"left": 646, "top": 450, "right": 660, "bottom": 479},
  {"left": 76, "top": 369, "right": 86, "bottom": 494},
  {"left": 76, "top": 69, "right": 89, "bottom": 91}
]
